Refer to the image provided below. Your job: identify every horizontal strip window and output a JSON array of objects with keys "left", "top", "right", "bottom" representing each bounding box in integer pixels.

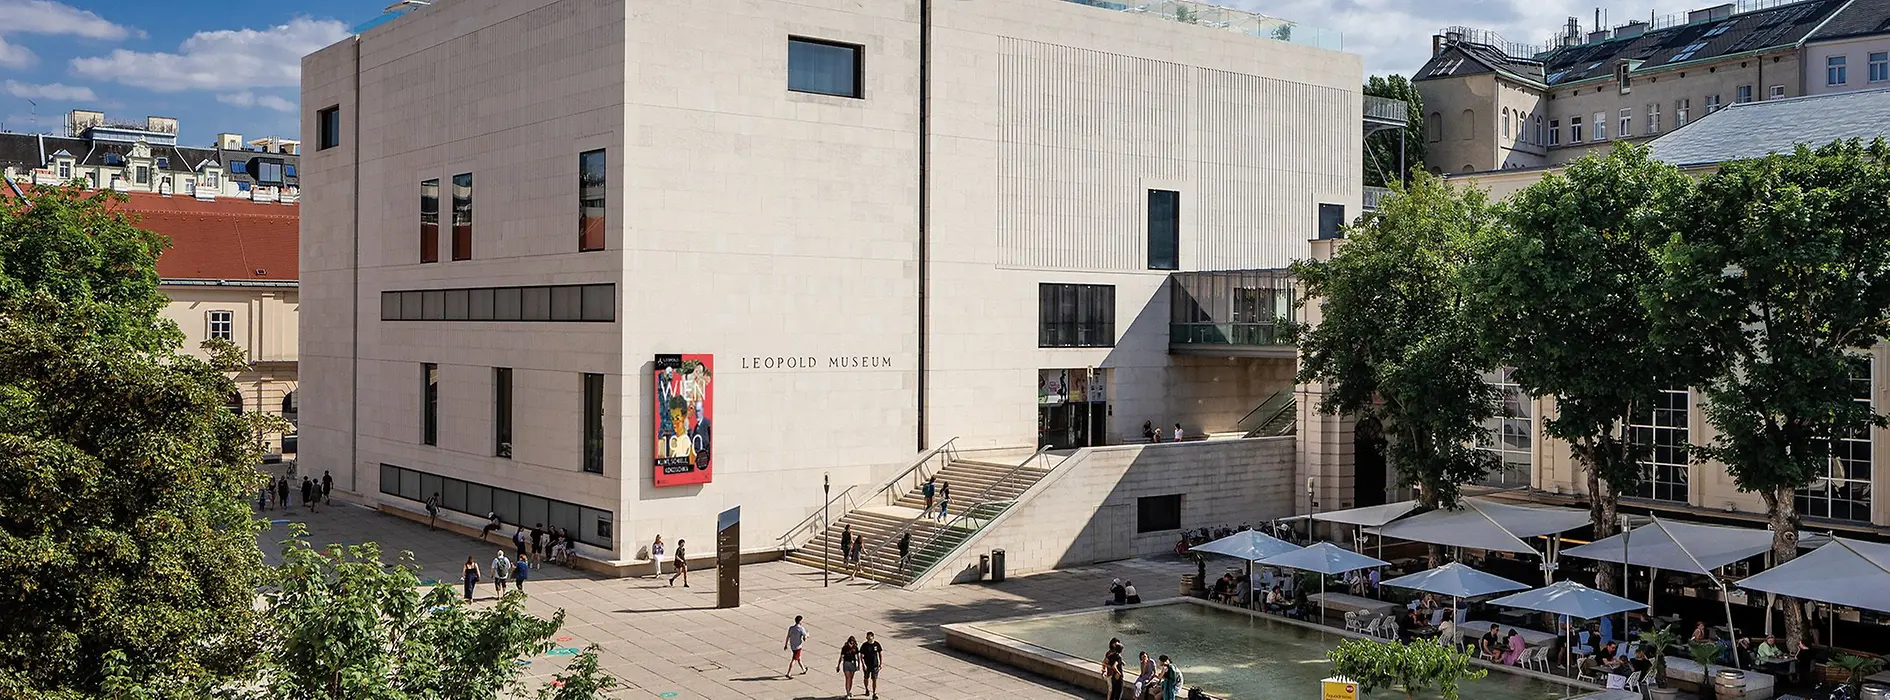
[
  {"left": 381, "top": 284, "right": 615, "bottom": 322},
  {"left": 379, "top": 463, "right": 614, "bottom": 549}
]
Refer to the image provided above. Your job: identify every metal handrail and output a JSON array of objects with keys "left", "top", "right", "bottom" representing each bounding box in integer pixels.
[
  {"left": 773, "top": 437, "right": 960, "bottom": 551},
  {"left": 865, "top": 445, "right": 1052, "bottom": 579},
  {"left": 1235, "top": 389, "right": 1294, "bottom": 434}
]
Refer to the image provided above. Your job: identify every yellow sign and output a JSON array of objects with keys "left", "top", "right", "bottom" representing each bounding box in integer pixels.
[{"left": 1322, "top": 677, "right": 1359, "bottom": 700}]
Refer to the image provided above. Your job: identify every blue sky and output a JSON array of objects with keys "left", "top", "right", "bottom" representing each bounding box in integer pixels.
[{"left": 0, "top": 0, "right": 387, "bottom": 146}]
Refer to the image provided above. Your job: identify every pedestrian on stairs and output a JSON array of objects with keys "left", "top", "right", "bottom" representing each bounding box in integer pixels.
[
  {"left": 922, "top": 477, "right": 936, "bottom": 513},
  {"left": 839, "top": 524, "right": 852, "bottom": 576},
  {"left": 849, "top": 535, "right": 865, "bottom": 579},
  {"left": 934, "top": 481, "right": 951, "bottom": 522},
  {"left": 898, "top": 531, "right": 912, "bottom": 576}
]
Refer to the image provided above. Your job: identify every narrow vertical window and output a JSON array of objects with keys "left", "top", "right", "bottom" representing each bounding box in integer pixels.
[
  {"left": 1146, "top": 189, "right": 1179, "bottom": 271},
  {"left": 420, "top": 179, "right": 440, "bottom": 263},
  {"left": 317, "top": 106, "right": 341, "bottom": 150},
  {"left": 1618, "top": 108, "right": 1631, "bottom": 138},
  {"left": 1647, "top": 103, "right": 1660, "bottom": 135},
  {"left": 422, "top": 363, "right": 439, "bottom": 446},
  {"left": 579, "top": 149, "right": 606, "bottom": 251},
  {"left": 1592, "top": 112, "right": 1606, "bottom": 140},
  {"left": 582, "top": 373, "right": 605, "bottom": 473},
  {"left": 135, "top": 165, "right": 149, "bottom": 184},
  {"left": 451, "top": 173, "right": 473, "bottom": 261},
  {"left": 1872, "top": 53, "right": 1889, "bottom": 82},
  {"left": 1549, "top": 120, "right": 1560, "bottom": 146},
  {"left": 1735, "top": 85, "right": 1752, "bottom": 104},
  {"left": 1829, "top": 55, "right": 1848, "bottom": 86},
  {"left": 495, "top": 367, "right": 513, "bottom": 458}
]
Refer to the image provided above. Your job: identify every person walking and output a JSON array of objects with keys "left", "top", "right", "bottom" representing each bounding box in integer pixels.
[
  {"left": 530, "top": 524, "right": 546, "bottom": 566},
  {"left": 897, "top": 531, "right": 911, "bottom": 576},
  {"left": 783, "top": 615, "right": 810, "bottom": 678},
  {"left": 321, "top": 470, "right": 333, "bottom": 501},
  {"left": 839, "top": 525, "right": 852, "bottom": 575},
  {"left": 668, "top": 538, "right": 689, "bottom": 587},
  {"left": 934, "top": 481, "right": 951, "bottom": 521},
  {"left": 650, "top": 535, "right": 665, "bottom": 577},
  {"left": 849, "top": 535, "right": 865, "bottom": 579},
  {"left": 491, "top": 550, "right": 512, "bottom": 595},
  {"left": 512, "top": 526, "right": 529, "bottom": 561},
  {"left": 1102, "top": 640, "right": 1126, "bottom": 700},
  {"left": 299, "top": 477, "right": 314, "bottom": 512},
  {"left": 859, "top": 631, "right": 883, "bottom": 700},
  {"left": 513, "top": 555, "right": 530, "bottom": 593},
  {"left": 277, "top": 477, "right": 290, "bottom": 509},
  {"left": 1158, "top": 655, "right": 1182, "bottom": 700},
  {"left": 461, "top": 556, "right": 481, "bottom": 601},
  {"left": 837, "top": 635, "right": 861, "bottom": 697},
  {"left": 426, "top": 492, "right": 442, "bottom": 530},
  {"left": 922, "top": 477, "right": 936, "bottom": 514}
]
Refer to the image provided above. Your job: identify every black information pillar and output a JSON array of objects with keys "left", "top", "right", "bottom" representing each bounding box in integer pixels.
[{"left": 716, "top": 506, "right": 740, "bottom": 609}]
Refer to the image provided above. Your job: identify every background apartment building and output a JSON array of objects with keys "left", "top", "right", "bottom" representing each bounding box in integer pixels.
[
  {"left": 1415, "top": 0, "right": 1890, "bottom": 174},
  {"left": 301, "top": 0, "right": 1368, "bottom": 566},
  {"left": 0, "top": 110, "right": 300, "bottom": 202}
]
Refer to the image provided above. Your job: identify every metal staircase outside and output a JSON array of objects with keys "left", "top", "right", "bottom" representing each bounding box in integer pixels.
[
  {"left": 1236, "top": 389, "right": 1298, "bottom": 438},
  {"left": 782, "top": 447, "right": 1055, "bottom": 587}
]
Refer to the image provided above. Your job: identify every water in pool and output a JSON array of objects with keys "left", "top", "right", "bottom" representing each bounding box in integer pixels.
[{"left": 974, "top": 603, "right": 1578, "bottom": 700}]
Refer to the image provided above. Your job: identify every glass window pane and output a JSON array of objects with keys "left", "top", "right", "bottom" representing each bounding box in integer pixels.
[
  {"left": 494, "top": 287, "right": 522, "bottom": 320},
  {"left": 491, "top": 489, "right": 519, "bottom": 524},
  {"left": 420, "top": 179, "right": 440, "bottom": 263},
  {"left": 444, "top": 479, "right": 467, "bottom": 512},
  {"left": 553, "top": 502, "right": 583, "bottom": 540},
  {"left": 402, "top": 291, "right": 423, "bottom": 320},
  {"left": 551, "top": 286, "right": 582, "bottom": 321},
  {"left": 423, "top": 290, "right": 446, "bottom": 320},
  {"left": 579, "top": 149, "right": 607, "bottom": 251},
  {"left": 788, "top": 38, "right": 861, "bottom": 98},
  {"left": 582, "top": 284, "right": 613, "bottom": 321},
  {"left": 451, "top": 173, "right": 473, "bottom": 261},
  {"left": 519, "top": 495, "right": 549, "bottom": 529},
  {"left": 420, "top": 473, "right": 444, "bottom": 503},
  {"left": 380, "top": 464, "right": 399, "bottom": 495},
  {"left": 399, "top": 468, "right": 421, "bottom": 500},
  {"left": 444, "top": 289, "right": 469, "bottom": 320},
  {"left": 466, "top": 484, "right": 492, "bottom": 516},
  {"left": 1147, "top": 190, "right": 1179, "bottom": 270},
  {"left": 381, "top": 292, "right": 401, "bottom": 320},
  {"left": 468, "top": 288, "right": 495, "bottom": 320},
  {"left": 521, "top": 287, "right": 551, "bottom": 321}
]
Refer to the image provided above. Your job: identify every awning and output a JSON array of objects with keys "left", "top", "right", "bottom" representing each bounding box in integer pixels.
[
  {"left": 1562, "top": 519, "right": 1776, "bottom": 575},
  {"left": 1736, "top": 537, "right": 1890, "bottom": 613},
  {"left": 1313, "top": 500, "right": 1419, "bottom": 528},
  {"left": 1488, "top": 580, "right": 1647, "bottom": 619},
  {"left": 1259, "top": 542, "right": 1390, "bottom": 575},
  {"left": 1380, "top": 562, "right": 1530, "bottom": 599},
  {"left": 1191, "top": 529, "right": 1301, "bottom": 562},
  {"left": 1373, "top": 498, "right": 1590, "bottom": 554}
]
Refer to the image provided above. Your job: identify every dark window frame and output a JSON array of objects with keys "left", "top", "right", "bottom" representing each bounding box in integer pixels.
[
  {"left": 1038, "top": 283, "right": 1116, "bottom": 348},
  {"left": 1147, "top": 189, "right": 1180, "bottom": 270},
  {"left": 582, "top": 373, "right": 605, "bottom": 474},
  {"left": 1317, "top": 203, "right": 1346, "bottom": 240},
  {"left": 422, "top": 363, "right": 439, "bottom": 446},
  {"left": 451, "top": 173, "right": 473, "bottom": 261},
  {"left": 495, "top": 367, "right": 513, "bottom": 458},
  {"left": 1137, "top": 494, "right": 1184, "bottom": 533},
  {"left": 579, "top": 149, "right": 606, "bottom": 251},
  {"left": 787, "top": 36, "right": 864, "bottom": 99},
  {"left": 317, "top": 105, "right": 341, "bottom": 150},
  {"left": 379, "top": 463, "right": 614, "bottom": 548},
  {"left": 420, "top": 178, "right": 440, "bottom": 263},
  {"left": 380, "top": 284, "right": 616, "bottom": 322}
]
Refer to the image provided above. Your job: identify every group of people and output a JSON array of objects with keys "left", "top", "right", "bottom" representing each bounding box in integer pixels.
[
  {"left": 833, "top": 525, "right": 918, "bottom": 579},
  {"left": 257, "top": 468, "right": 334, "bottom": 513},
  {"left": 1141, "top": 422, "right": 1188, "bottom": 443},
  {"left": 1101, "top": 638, "right": 1186, "bottom": 700},
  {"left": 1685, "top": 621, "right": 1804, "bottom": 677},
  {"left": 780, "top": 615, "right": 887, "bottom": 699},
  {"left": 1200, "top": 570, "right": 1308, "bottom": 619},
  {"left": 922, "top": 477, "right": 951, "bottom": 522},
  {"left": 1105, "top": 578, "right": 1144, "bottom": 606},
  {"left": 454, "top": 517, "right": 580, "bottom": 600}
]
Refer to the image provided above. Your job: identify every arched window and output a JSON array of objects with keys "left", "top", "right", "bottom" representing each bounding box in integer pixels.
[
  {"left": 1427, "top": 112, "right": 1442, "bottom": 142},
  {"left": 227, "top": 391, "right": 246, "bottom": 414},
  {"left": 281, "top": 390, "right": 298, "bottom": 425},
  {"left": 1459, "top": 109, "right": 1475, "bottom": 141}
]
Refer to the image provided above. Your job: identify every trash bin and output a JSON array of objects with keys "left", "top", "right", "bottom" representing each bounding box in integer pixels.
[
  {"left": 1713, "top": 669, "right": 1746, "bottom": 700},
  {"left": 991, "top": 548, "right": 1006, "bottom": 582},
  {"left": 1862, "top": 682, "right": 1890, "bottom": 700},
  {"left": 978, "top": 553, "right": 989, "bottom": 579}
]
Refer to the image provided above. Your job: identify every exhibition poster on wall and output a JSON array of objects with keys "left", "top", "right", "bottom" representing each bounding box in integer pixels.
[{"left": 653, "top": 354, "right": 713, "bottom": 487}]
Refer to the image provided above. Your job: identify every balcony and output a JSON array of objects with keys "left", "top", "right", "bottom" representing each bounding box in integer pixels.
[
  {"left": 1169, "top": 269, "right": 1299, "bottom": 358},
  {"left": 1060, "top": 0, "right": 1342, "bottom": 52},
  {"left": 1363, "top": 185, "right": 1392, "bottom": 212},
  {"left": 1364, "top": 95, "right": 1409, "bottom": 130}
]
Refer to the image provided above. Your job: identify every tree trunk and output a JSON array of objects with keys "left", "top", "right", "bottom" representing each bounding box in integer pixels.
[
  {"left": 1579, "top": 437, "right": 1622, "bottom": 593},
  {"left": 1763, "top": 487, "right": 1806, "bottom": 650}
]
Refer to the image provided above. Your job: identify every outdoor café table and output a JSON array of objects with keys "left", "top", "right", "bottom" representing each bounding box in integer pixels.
[
  {"left": 1461, "top": 620, "right": 1558, "bottom": 647},
  {"left": 1308, "top": 592, "right": 1400, "bottom": 618}
]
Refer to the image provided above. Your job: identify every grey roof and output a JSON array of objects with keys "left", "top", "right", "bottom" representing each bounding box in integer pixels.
[
  {"left": 1648, "top": 87, "right": 1890, "bottom": 164},
  {"left": 1810, "top": 0, "right": 1890, "bottom": 40},
  {"left": 1419, "top": 0, "right": 1849, "bottom": 88}
]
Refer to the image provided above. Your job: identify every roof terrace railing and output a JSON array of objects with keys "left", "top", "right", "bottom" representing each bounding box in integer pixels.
[{"left": 1063, "top": 0, "right": 1342, "bottom": 51}]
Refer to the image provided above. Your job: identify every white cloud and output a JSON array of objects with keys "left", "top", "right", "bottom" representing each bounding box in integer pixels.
[
  {"left": 217, "top": 91, "right": 297, "bottom": 112},
  {"left": 1220, "top": 0, "right": 1708, "bottom": 76},
  {"left": 0, "top": 0, "right": 138, "bottom": 68},
  {"left": 5, "top": 80, "right": 96, "bottom": 101},
  {"left": 71, "top": 17, "right": 348, "bottom": 92}
]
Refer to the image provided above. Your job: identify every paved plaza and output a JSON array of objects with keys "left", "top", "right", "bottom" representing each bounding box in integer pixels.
[{"left": 257, "top": 493, "right": 1191, "bottom": 699}]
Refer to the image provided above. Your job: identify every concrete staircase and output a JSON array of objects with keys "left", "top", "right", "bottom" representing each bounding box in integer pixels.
[{"left": 785, "top": 455, "right": 1053, "bottom": 586}]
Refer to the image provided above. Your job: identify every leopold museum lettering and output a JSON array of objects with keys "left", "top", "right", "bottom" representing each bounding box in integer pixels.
[{"left": 739, "top": 355, "right": 896, "bottom": 369}]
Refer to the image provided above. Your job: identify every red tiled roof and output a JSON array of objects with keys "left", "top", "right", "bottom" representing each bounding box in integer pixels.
[{"left": 114, "top": 192, "right": 299, "bottom": 282}]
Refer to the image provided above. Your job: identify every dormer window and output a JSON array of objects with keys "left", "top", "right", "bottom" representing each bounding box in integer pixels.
[
  {"left": 156, "top": 156, "right": 169, "bottom": 169},
  {"left": 1617, "top": 64, "right": 1632, "bottom": 93},
  {"left": 56, "top": 161, "right": 70, "bottom": 179},
  {"left": 103, "top": 153, "right": 124, "bottom": 166}
]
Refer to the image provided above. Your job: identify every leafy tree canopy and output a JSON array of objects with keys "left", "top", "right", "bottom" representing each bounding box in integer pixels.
[
  {"left": 1365, "top": 75, "right": 1426, "bottom": 188},
  {"left": 1294, "top": 172, "right": 1501, "bottom": 508}
]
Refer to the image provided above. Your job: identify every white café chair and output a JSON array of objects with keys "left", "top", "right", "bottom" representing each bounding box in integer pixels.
[{"left": 1623, "top": 670, "right": 1645, "bottom": 696}]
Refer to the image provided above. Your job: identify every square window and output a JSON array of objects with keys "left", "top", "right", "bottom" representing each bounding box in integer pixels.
[
  {"left": 1136, "top": 494, "right": 1183, "bottom": 533},
  {"left": 788, "top": 37, "right": 863, "bottom": 98},
  {"left": 207, "top": 310, "right": 233, "bottom": 341},
  {"left": 551, "top": 286, "right": 583, "bottom": 321},
  {"left": 381, "top": 292, "right": 401, "bottom": 320},
  {"left": 444, "top": 478, "right": 467, "bottom": 513},
  {"left": 317, "top": 106, "right": 341, "bottom": 150},
  {"left": 1318, "top": 203, "right": 1345, "bottom": 240},
  {"left": 581, "top": 284, "right": 614, "bottom": 321},
  {"left": 422, "top": 290, "right": 446, "bottom": 320},
  {"left": 494, "top": 287, "right": 523, "bottom": 320},
  {"left": 521, "top": 287, "right": 552, "bottom": 321},
  {"left": 468, "top": 288, "right": 495, "bottom": 320},
  {"left": 401, "top": 291, "right": 423, "bottom": 320},
  {"left": 444, "top": 289, "right": 469, "bottom": 320}
]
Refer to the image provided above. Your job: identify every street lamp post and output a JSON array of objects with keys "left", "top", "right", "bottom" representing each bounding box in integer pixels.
[{"left": 822, "top": 473, "right": 830, "bottom": 588}]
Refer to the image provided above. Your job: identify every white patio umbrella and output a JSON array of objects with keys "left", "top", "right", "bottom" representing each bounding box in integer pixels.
[
  {"left": 1382, "top": 562, "right": 1529, "bottom": 630},
  {"left": 1191, "top": 529, "right": 1303, "bottom": 606},
  {"left": 1487, "top": 580, "right": 1647, "bottom": 673},
  {"left": 1259, "top": 542, "right": 1391, "bottom": 624}
]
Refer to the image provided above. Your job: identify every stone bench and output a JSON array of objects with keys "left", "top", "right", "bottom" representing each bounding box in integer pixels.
[{"left": 1662, "top": 657, "right": 1776, "bottom": 700}]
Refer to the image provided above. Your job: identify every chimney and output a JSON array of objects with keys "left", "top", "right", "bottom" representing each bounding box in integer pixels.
[
  {"left": 216, "top": 133, "right": 244, "bottom": 150},
  {"left": 1613, "top": 20, "right": 1647, "bottom": 39},
  {"left": 1562, "top": 17, "right": 1583, "bottom": 47},
  {"left": 1688, "top": 3, "right": 1735, "bottom": 24},
  {"left": 1433, "top": 34, "right": 1443, "bottom": 56}
]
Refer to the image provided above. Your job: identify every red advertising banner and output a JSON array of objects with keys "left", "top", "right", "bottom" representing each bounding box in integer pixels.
[{"left": 653, "top": 354, "right": 713, "bottom": 487}]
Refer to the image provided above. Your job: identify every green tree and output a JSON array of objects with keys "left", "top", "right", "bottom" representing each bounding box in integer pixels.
[
  {"left": 0, "top": 184, "right": 266, "bottom": 697},
  {"left": 535, "top": 646, "right": 620, "bottom": 700},
  {"left": 1294, "top": 172, "right": 1502, "bottom": 553},
  {"left": 250, "top": 532, "right": 568, "bottom": 699},
  {"left": 1648, "top": 140, "right": 1890, "bottom": 650},
  {"left": 1328, "top": 638, "right": 1486, "bottom": 700},
  {"left": 1465, "top": 145, "right": 1702, "bottom": 593},
  {"left": 1364, "top": 75, "right": 1426, "bottom": 187}
]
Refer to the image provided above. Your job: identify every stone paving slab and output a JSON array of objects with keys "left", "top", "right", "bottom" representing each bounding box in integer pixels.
[{"left": 257, "top": 492, "right": 1192, "bottom": 699}]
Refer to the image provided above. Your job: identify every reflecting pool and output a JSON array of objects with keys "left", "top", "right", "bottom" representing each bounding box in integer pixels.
[{"left": 969, "top": 602, "right": 1578, "bottom": 700}]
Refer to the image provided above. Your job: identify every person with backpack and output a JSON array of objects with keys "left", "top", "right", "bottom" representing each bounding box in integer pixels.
[{"left": 491, "top": 550, "right": 512, "bottom": 595}]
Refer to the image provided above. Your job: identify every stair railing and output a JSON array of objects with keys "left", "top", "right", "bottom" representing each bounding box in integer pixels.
[
  {"left": 1238, "top": 390, "right": 1297, "bottom": 438},
  {"left": 774, "top": 436, "right": 959, "bottom": 552},
  {"left": 865, "top": 445, "right": 1053, "bottom": 582}
]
